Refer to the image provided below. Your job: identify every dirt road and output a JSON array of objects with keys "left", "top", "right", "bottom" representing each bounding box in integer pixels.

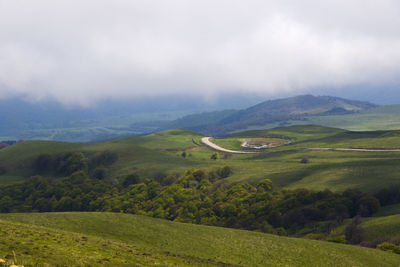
[
  {"left": 201, "top": 137, "right": 400, "bottom": 154},
  {"left": 200, "top": 137, "right": 259, "bottom": 154}
]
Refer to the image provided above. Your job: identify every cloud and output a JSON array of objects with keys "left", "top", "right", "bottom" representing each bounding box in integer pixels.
[{"left": 0, "top": 0, "right": 399, "bottom": 105}]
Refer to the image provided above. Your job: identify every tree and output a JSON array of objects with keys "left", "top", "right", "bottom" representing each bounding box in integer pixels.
[
  {"left": 257, "top": 179, "right": 272, "bottom": 192},
  {"left": 56, "top": 196, "right": 80, "bottom": 211},
  {"left": 34, "top": 198, "right": 53, "bottom": 212},
  {"left": 210, "top": 153, "right": 218, "bottom": 160},
  {"left": 218, "top": 166, "right": 232, "bottom": 178},
  {"left": 357, "top": 195, "right": 380, "bottom": 217},
  {"left": 181, "top": 151, "right": 187, "bottom": 158},
  {"left": 34, "top": 154, "right": 54, "bottom": 174},
  {"left": 93, "top": 168, "right": 106, "bottom": 180},
  {"left": 267, "top": 210, "right": 283, "bottom": 228},
  {"left": 327, "top": 204, "right": 349, "bottom": 223},
  {"left": 345, "top": 216, "right": 364, "bottom": 244},
  {"left": 123, "top": 174, "right": 140, "bottom": 187}
]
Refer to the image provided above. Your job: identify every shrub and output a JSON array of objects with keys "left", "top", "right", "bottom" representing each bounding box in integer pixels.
[
  {"left": 300, "top": 157, "right": 309, "bottom": 164},
  {"left": 377, "top": 242, "right": 400, "bottom": 254},
  {"left": 345, "top": 216, "right": 364, "bottom": 244},
  {"left": 217, "top": 166, "right": 232, "bottom": 178},
  {"left": 357, "top": 195, "right": 380, "bottom": 217},
  {"left": 33, "top": 154, "right": 54, "bottom": 174},
  {"left": 326, "top": 236, "right": 346, "bottom": 244},
  {"left": 123, "top": 174, "right": 140, "bottom": 187},
  {"left": 93, "top": 168, "right": 106, "bottom": 180}
]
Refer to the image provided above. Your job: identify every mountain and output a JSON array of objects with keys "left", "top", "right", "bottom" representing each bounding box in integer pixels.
[
  {"left": 0, "top": 94, "right": 262, "bottom": 142},
  {"left": 162, "top": 95, "right": 378, "bottom": 135}
]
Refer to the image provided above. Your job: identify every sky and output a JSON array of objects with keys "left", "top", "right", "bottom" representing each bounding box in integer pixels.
[{"left": 1, "top": 0, "right": 400, "bottom": 106}]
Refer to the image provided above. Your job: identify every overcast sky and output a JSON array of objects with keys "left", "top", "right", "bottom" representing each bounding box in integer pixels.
[{"left": 1, "top": 0, "right": 400, "bottom": 105}]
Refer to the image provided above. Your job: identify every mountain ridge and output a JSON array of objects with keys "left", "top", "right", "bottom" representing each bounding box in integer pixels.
[{"left": 161, "top": 95, "right": 378, "bottom": 135}]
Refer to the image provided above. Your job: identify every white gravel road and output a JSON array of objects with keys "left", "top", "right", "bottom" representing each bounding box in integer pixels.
[
  {"left": 200, "top": 137, "right": 258, "bottom": 154},
  {"left": 201, "top": 137, "right": 400, "bottom": 154}
]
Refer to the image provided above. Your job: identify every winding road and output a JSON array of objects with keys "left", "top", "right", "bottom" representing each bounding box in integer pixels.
[
  {"left": 201, "top": 137, "right": 400, "bottom": 154},
  {"left": 201, "top": 137, "right": 259, "bottom": 154}
]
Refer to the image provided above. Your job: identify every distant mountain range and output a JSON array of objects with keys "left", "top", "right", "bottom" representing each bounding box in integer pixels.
[
  {"left": 160, "top": 95, "right": 378, "bottom": 135},
  {"left": 4, "top": 94, "right": 400, "bottom": 141},
  {"left": 0, "top": 94, "right": 261, "bottom": 142}
]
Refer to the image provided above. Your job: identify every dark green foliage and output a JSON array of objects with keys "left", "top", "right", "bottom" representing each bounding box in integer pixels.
[
  {"left": 327, "top": 204, "right": 349, "bottom": 223},
  {"left": 123, "top": 174, "right": 140, "bottom": 187},
  {"left": 0, "top": 165, "right": 6, "bottom": 175},
  {"left": 375, "top": 186, "right": 400, "bottom": 206},
  {"left": 32, "top": 150, "right": 118, "bottom": 177},
  {"left": 345, "top": 216, "right": 364, "bottom": 244},
  {"left": 217, "top": 166, "right": 232, "bottom": 178},
  {"left": 93, "top": 168, "right": 106, "bottom": 180},
  {"left": 210, "top": 153, "right": 217, "bottom": 160},
  {"left": 267, "top": 210, "right": 283, "bottom": 228},
  {"left": 154, "top": 172, "right": 167, "bottom": 184},
  {"left": 89, "top": 150, "right": 118, "bottom": 168},
  {"left": 33, "top": 154, "right": 54, "bottom": 174},
  {"left": 377, "top": 242, "right": 400, "bottom": 254},
  {"left": 300, "top": 157, "right": 309, "bottom": 164},
  {"left": 357, "top": 195, "right": 380, "bottom": 217},
  {"left": 181, "top": 151, "right": 186, "bottom": 158},
  {"left": 0, "top": 165, "right": 392, "bottom": 236}
]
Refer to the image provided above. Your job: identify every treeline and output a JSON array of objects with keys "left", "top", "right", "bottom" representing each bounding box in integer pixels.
[
  {"left": 33, "top": 150, "right": 118, "bottom": 177},
  {"left": 2, "top": 161, "right": 400, "bottom": 239}
]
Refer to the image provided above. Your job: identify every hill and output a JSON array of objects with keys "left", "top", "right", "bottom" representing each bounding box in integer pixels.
[
  {"left": 3, "top": 125, "right": 400, "bottom": 192},
  {"left": 163, "top": 95, "right": 377, "bottom": 135},
  {"left": 0, "top": 212, "right": 398, "bottom": 266}
]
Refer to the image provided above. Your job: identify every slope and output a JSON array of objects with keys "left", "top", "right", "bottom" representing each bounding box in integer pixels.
[
  {"left": 162, "top": 95, "right": 377, "bottom": 135},
  {"left": 0, "top": 212, "right": 399, "bottom": 266},
  {"left": 3, "top": 126, "right": 400, "bottom": 193}
]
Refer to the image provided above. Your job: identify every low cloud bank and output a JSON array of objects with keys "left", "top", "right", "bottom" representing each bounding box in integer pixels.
[{"left": 0, "top": 0, "right": 399, "bottom": 105}]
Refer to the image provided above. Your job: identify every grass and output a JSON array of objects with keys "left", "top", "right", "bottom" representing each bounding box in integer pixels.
[
  {"left": 2, "top": 126, "right": 400, "bottom": 193},
  {"left": 0, "top": 212, "right": 399, "bottom": 266},
  {"left": 361, "top": 214, "right": 400, "bottom": 243},
  {"left": 373, "top": 204, "right": 400, "bottom": 217},
  {"left": 232, "top": 104, "right": 400, "bottom": 132}
]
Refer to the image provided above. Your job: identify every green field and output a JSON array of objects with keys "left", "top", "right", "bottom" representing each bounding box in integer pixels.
[
  {"left": 0, "top": 212, "right": 399, "bottom": 266},
  {"left": 2, "top": 126, "right": 400, "bottom": 193},
  {"left": 234, "top": 104, "right": 400, "bottom": 133}
]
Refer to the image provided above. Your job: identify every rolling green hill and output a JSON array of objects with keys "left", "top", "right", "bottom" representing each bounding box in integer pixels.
[
  {"left": 229, "top": 104, "right": 400, "bottom": 133},
  {"left": 2, "top": 125, "right": 400, "bottom": 193},
  {"left": 0, "top": 212, "right": 399, "bottom": 266}
]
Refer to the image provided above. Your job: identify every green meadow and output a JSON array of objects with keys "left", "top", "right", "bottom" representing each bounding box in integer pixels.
[
  {"left": 2, "top": 126, "right": 400, "bottom": 193},
  {"left": 233, "top": 104, "right": 400, "bottom": 133},
  {"left": 0, "top": 212, "right": 399, "bottom": 266}
]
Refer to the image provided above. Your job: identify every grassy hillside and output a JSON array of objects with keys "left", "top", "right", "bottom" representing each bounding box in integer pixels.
[
  {"left": 163, "top": 95, "right": 377, "bottom": 135},
  {"left": 0, "top": 129, "right": 209, "bottom": 184},
  {"left": 361, "top": 214, "right": 400, "bottom": 243},
  {"left": 2, "top": 126, "right": 400, "bottom": 193},
  {"left": 0, "top": 212, "right": 399, "bottom": 266},
  {"left": 233, "top": 104, "right": 400, "bottom": 133},
  {"left": 224, "top": 125, "right": 400, "bottom": 149}
]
